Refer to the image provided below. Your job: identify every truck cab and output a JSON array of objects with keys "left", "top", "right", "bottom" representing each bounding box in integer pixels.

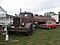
[{"left": 7, "top": 12, "right": 36, "bottom": 36}]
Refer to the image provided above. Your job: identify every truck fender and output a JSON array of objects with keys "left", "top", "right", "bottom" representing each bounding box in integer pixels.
[{"left": 25, "top": 23, "right": 32, "bottom": 28}]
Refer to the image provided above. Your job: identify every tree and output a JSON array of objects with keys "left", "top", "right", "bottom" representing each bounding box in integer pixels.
[
  {"left": 40, "top": 15, "right": 43, "bottom": 17},
  {"left": 44, "top": 12, "right": 56, "bottom": 17},
  {"left": 34, "top": 14, "right": 39, "bottom": 16}
]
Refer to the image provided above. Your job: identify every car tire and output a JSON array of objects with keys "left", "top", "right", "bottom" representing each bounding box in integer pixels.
[
  {"left": 48, "top": 27, "right": 51, "bottom": 30},
  {"left": 49, "top": 27, "right": 51, "bottom": 28}
]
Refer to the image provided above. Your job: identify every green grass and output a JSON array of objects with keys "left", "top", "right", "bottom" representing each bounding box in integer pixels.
[{"left": 0, "top": 27, "right": 60, "bottom": 45}]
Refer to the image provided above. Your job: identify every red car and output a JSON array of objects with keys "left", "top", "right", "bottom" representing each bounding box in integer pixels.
[{"left": 40, "top": 21, "right": 58, "bottom": 29}]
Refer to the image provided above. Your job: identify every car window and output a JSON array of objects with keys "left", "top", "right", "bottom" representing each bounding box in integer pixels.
[{"left": 46, "top": 22, "right": 52, "bottom": 24}]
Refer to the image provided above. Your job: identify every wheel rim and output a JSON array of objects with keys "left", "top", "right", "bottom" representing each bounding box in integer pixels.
[{"left": 48, "top": 27, "right": 51, "bottom": 30}]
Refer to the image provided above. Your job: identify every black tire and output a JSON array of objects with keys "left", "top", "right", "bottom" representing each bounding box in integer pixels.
[
  {"left": 7, "top": 31, "right": 12, "bottom": 35},
  {"left": 48, "top": 27, "right": 51, "bottom": 30},
  {"left": 26, "top": 28, "right": 33, "bottom": 36}
]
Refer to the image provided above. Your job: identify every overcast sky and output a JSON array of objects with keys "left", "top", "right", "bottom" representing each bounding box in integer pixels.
[{"left": 0, "top": 0, "right": 60, "bottom": 15}]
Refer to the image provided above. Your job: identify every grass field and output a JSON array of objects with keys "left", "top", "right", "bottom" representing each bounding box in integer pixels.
[{"left": 0, "top": 27, "right": 60, "bottom": 45}]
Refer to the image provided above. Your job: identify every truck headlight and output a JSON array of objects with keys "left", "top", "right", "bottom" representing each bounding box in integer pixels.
[
  {"left": 22, "top": 23, "right": 24, "bottom": 25},
  {"left": 25, "top": 14, "right": 27, "bottom": 17},
  {"left": 35, "top": 22, "right": 37, "bottom": 24}
]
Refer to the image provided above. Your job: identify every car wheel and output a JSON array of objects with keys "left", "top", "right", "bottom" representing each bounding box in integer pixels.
[
  {"left": 48, "top": 27, "right": 51, "bottom": 30},
  {"left": 49, "top": 27, "right": 51, "bottom": 28}
]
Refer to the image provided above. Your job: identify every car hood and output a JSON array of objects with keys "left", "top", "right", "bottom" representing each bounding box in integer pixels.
[{"left": 41, "top": 24, "right": 57, "bottom": 25}]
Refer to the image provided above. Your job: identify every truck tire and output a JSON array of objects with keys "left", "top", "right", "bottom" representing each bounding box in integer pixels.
[
  {"left": 35, "top": 23, "right": 39, "bottom": 29},
  {"left": 26, "top": 28, "right": 33, "bottom": 36}
]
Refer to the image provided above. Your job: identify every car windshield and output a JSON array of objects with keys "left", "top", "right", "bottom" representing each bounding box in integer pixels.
[{"left": 46, "top": 21, "right": 56, "bottom": 24}]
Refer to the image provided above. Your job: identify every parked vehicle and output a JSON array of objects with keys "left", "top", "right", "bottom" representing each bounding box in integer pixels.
[
  {"left": 19, "top": 11, "right": 56, "bottom": 25},
  {"left": 7, "top": 11, "right": 56, "bottom": 36},
  {"left": 40, "top": 21, "right": 58, "bottom": 29},
  {"left": 7, "top": 12, "right": 36, "bottom": 36}
]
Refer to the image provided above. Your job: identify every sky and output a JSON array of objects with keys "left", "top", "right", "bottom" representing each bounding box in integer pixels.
[{"left": 0, "top": 0, "right": 60, "bottom": 15}]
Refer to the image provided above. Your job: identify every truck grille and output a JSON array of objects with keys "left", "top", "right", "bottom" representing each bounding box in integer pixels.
[{"left": 13, "top": 18, "right": 20, "bottom": 27}]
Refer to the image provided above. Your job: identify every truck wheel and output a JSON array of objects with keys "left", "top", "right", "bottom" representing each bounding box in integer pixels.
[
  {"left": 26, "top": 28, "right": 33, "bottom": 36},
  {"left": 8, "top": 31, "right": 11, "bottom": 35},
  {"left": 34, "top": 24, "right": 38, "bottom": 29}
]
